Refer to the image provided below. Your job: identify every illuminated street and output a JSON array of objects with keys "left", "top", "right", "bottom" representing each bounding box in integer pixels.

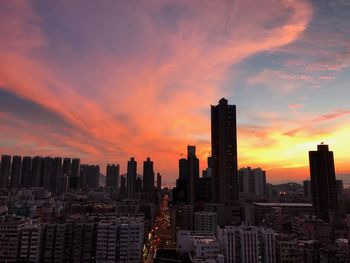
[{"left": 144, "top": 194, "right": 174, "bottom": 262}]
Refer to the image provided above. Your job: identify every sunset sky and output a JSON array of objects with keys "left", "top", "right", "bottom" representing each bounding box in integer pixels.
[{"left": 0, "top": 0, "right": 349, "bottom": 186}]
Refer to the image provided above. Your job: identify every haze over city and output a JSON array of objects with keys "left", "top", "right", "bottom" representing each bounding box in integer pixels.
[{"left": 1, "top": 0, "right": 350, "bottom": 185}]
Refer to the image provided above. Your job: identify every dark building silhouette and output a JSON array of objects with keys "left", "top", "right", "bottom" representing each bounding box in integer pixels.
[
  {"left": 186, "top": 146, "right": 199, "bottom": 204},
  {"left": 336, "top": 180, "right": 343, "bottom": 195},
  {"left": 211, "top": 98, "right": 240, "bottom": 223},
  {"left": 42, "top": 156, "right": 52, "bottom": 190},
  {"left": 196, "top": 177, "right": 212, "bottom": 203},
  {"left": 69, "top": 158, "right": 80, "bottom": 191},
  {"left": 52, "top": 157, "right": 63, "bottom": 192},
  {"left": 303, "top": 180, "right": 311, "bottom": 198},
  {"left": 10, "top": 155, "right": 22, "bottom": 189},
  {"left": 143, "top": 157, "right": 154, "bottom": 198},
  {"left": 106, "top": 164, "right": 120, "bottom": 190},
  {"left": 71, "top": 158, "right": 80, "bottom": 177},
  {"left": 173, "top": 146, "right": 199, "bottom": 204},
  {"left": 20, "top": 156, "right": 32, "bottom": 188},
  {"left": 80, "top": 165, "right": 100, "bottom": 191},
  {"left": 0, "top": 155, "right": 11, "bottom": 188},
  {"left": 309, "top": 144, "right": 339, "bottom": 222},
  {"left": 62, "top": 158, "right": 72, "bottom": 177},
  {"left": 120, "top": 175, "right": 126, "bottom": 198},
  {"left": 157, "top": 173, "right": 162, "bottom": 190},
  {"left": 31, "top": 156, "right": 43, "bottom": 187},
  {"left": 126, "top": 157, "right": 137, "bottom": 199}
]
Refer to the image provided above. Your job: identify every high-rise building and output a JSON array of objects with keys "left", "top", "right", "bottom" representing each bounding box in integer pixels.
[
  {"left": 10, "top": 155, "right": 22, "bottom": 189},
  {"left": 120, "top": 175, "right": 126, "bottom": 198},
  {"left": 19, "top": 224, "right": 45, "bottom": 263},
  {"left": 186, "top": 146, "right": 199, "bottom": 204},
  {"left": 20, "top": 156, "right": 32, "bottom": 188},
  {"left": 194, "top": 212, "right": 218, "bottom": 233},
  {"left": 69, "top": 158, "right": 80, "bottom": 191},
  {"left": 143, "top": 157, "right": 154, "bottom": 197},
  {"left": 51, "top": 157, "right": 62, "bottom": 193},
  {"left": 106, "top": 164, "right": 120, "bottom": 190},
  {"left": 211, "top": 98, "right": 239, "bottom": 223},
  {"left": 156, "top": 172, "right": 162, "bottom": 190},
  {"left": 96, "top": 217, "right": 144, "bottom": 263},
  {"left": 42, "top": 156, "right": 52, "bottom": 190},
  {"left": 238, "top": 167, "right": 266, "bottom": 196},
  {"left": 62, "top": 157, "right": 72, "bottom": 177},
  {"left": 43, "top": 223, "right": 73, "bottom": 262},
  {"left": 0, "top": 217, "right": 30, "bottom": 262},
  {"left": 174, "top": 146, "right": 199, "bottom": 204},
  {"left": 71, "top": 158, "right": 80, "bottom": 177},
  {"left": 127, "top": 157, "right": 137, "bottom": 199},
  {"left": 309, "top": 144, "right": 339, "bottom": 222},
  {"left": 71, "top": 221, "right": 97, "bottom": 263},
  {"left": 303, "top": 180, "right": 311, "bottom": 198},
  {"left": 80, "top": 165, "right": 100, "bottom": 191},
  {"left": 0, "top": 154, "right": 11, "bottom": 188},
  {"left": 31, "top": 156, "right": 43, "bottom": 187},
  {"left": 217, "top": 224, "right": 275, "bottom": 263}
]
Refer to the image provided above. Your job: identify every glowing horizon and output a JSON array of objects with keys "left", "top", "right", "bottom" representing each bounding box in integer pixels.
[{"left": 0, "top": 0, "right": 349, "bottom": 185}]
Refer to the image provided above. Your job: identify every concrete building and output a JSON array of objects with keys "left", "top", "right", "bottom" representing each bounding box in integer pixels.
[
  {"left": 217, "top": 224, "right": 276, "bottom": 263},
  {"left": 238, "top": 167, "right": 266, "bottom": 196},
  {"left": 309, "top": 144, "right": 339, "bottom": 222},
  {"left": 194, "top": 212, "right": 218, "bottom": 233},
  {"left": 275, "top": 234, "right": 299, "bottom": 263},
  {"left": 96, "top": 217, "right": 144, "bottom": 263},
  {"left": 0, "top": 154, "right": 11, "bottom": 188},
  {"left": 0, "top": 217, "right": 30, "bottom": 262},
  {"left": 19, "top": 224, "right": 45, "bottom": 263},
  {"left": 126, "top": 157, "right": 137, "bottom": 199}
]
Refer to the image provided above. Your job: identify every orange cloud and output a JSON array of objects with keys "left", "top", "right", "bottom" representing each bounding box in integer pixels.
[{"left": 0, "top": 0, "right": 317, "bottom": 184}]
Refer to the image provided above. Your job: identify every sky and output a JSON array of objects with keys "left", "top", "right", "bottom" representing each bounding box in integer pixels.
[{"left": 0, "top": 0, "right": 350, "bottom": 186}]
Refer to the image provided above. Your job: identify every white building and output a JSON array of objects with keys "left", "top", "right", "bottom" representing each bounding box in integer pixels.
[
  {"left": 19, "top": 224, "right": 45, "bottom": 263},
  {"left": 217, "top": 224, "right": 275, "bottom": 263},
  {"left": 176, "top": 230, "right": 223, "bottom": 262},
  {"left": 259, "top": 227, "right": 276, "bottom": 263},
  {"left": 195, "top": 212, "right": 218, "bottom": 233},
  {"left": 96, "top": 216, "right": 144, "bottom": 263},
  {"left": 193, "top": 236, "right": 220, "bottom": 260}
]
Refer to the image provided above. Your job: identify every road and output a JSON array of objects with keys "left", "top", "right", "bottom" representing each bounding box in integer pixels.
[{"left": 143, "top": 194, "right": 174, "bottom": 262}]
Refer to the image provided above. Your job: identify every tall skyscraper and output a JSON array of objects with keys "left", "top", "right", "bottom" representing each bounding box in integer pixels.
[
  {"left": 143, "top": 157, "right": 154, "bottom": 197},
  {"left": 0, "top": 155, "right": 11, "bottom": 189},
  {"left": 80, "top": 165, "right": 100, "bottom": 191},
  {"left": 309, "top": 144, "right": 339, "bottom": 222},
  {"left": 42, "top": 156, "right": 52, "bottom": 190},
  {"left": 69, "top": 158, "right": 80, "bottom": 191},
  {"left": 186, "top": 146, "right": 199, "bottom": 204},
  {"left": 10, "top": 155, "right": 22, "bottom": 189},
  {"left": 211, "top": 98, "right": 239, "bottom": 223},
  {"left": 120, "top": 175, "right": 126, "bottom": 198},
  {"left": 31, "top": 156, "right": 43, "bottom": 187},
  {"left": 51, "top": 157, "right": 63, "bottom": 192},
  {"left": 174, "top": 146, "right": 199, "bottom": 204},
  {"left": 62, "top": 158, "right": 72, "bottom": 177},
  {"left": 20, "top": 156, "right": 32, "bottom": 188},
  {"left": 106, "top": 164, "right": 120, "bottom": 189},
  {"left": 127, "top": 157, "right": 137, "bottom": 199},
  {"left": 157, "top": 173, "right": 162, "bottom": 190}
]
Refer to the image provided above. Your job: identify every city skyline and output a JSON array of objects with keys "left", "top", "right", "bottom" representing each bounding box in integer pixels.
[{"left": 1, "top": 1, "right": 350, "bottom": 185}]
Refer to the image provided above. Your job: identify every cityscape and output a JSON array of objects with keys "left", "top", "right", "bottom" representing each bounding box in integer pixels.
[
  {"left": 1, "top": 1, "right": 350, "bottom": 263},
  {"left": 1, "top": 98, "right": 350, "bottom": 262}
]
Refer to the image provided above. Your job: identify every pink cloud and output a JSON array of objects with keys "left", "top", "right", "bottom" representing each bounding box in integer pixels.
[
  {"left": 288, "top": 103, "right": 304, "bottom": 110},
  {"left": 0, "top": 0, "right": 313, "bottom": 184}
]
